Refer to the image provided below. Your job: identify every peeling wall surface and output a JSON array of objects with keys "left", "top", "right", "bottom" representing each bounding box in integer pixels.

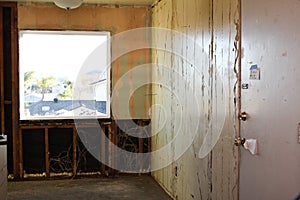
[
  {"left": 18, "top": 3, "right": 151, "bottom": 119},
  {"left": 151, "top": 0, "right": 240, "bottom": 199},
  {"left": 241, "top": 0, "right": 300, "bottom": 199}
]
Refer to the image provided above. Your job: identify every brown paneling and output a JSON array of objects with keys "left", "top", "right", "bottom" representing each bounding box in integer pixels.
[
  {"left": 18, "top": 3, "right": 149, "bottom": 33},
  {"left": 18, "top": 2, "right": 152, "bottom": 119},
  {"left": 13, "top": 2, "right": 152, "bottom": 178}
]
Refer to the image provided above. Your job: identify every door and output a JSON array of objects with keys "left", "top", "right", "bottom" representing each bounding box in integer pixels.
[{"left": 240, "top": 0, "right": 300, "bottom": 199}]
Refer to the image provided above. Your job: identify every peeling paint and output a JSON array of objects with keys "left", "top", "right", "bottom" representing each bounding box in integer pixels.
[{"left": 151, "top": 0, "right": 240, "bottom": 199}]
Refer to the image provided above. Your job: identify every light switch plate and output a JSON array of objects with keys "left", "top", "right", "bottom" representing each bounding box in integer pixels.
[
  {"left": 250, "top": 69, "right": 260, "bottom": 80},
  {"left": 249, "top": 64, "right": 260, "bottom": 80}
]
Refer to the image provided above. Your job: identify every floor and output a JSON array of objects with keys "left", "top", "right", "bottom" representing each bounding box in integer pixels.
[{"left": 8, "top": 175, "right": 172, "bottom": 200}]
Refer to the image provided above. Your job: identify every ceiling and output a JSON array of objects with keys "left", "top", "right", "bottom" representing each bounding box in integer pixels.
[{"left": 7, "top": 0, "right": 157, "bottom": 6}]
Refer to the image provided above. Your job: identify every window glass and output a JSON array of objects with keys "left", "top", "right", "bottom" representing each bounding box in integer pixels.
[{"left": 19, "top": 30, "right": 110, "bottom": 120}]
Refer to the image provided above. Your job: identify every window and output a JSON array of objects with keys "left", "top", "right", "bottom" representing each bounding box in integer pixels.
[{"left": 19, "top": 30, "right": 110, "bottom": 120}]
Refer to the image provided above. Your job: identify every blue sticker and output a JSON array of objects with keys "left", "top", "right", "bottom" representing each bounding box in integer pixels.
[{"left": 250, "top": 64, "right": 258, "bottom": 70}]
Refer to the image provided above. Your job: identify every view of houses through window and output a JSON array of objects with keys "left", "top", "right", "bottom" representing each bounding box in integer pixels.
[{"left": 19, "top": 30, "right": 110, "bottom": 120}]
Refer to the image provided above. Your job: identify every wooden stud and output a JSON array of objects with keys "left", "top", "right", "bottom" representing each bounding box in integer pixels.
[
  {"left": 108, "top": 122, "right": 113, "bottom": 175},
  {"left": 148, "top": 121, "right": 151, "bottom": 174},
  {"left": 0, "top": 8, "right": 19, "bottom": 180},
  {"left": 114, "top": 121, "right": 118, "bottom": 175},
  {"left": 109, "top": 120, "right": 118, "bottom": 176},
  {"left": 148, "top": 120, "right": 151, "bottom": 153},
  {"left": 72, "top": 127, "right": 77, "bottom": 176},
  {"left": 45, "top": 128, "right": 49, "bottom": 178},
  {"left": 0, "top": 7, "right": 4, "bottom": 134},
  {"left": 138, "top": 120, "right": 143, "bottom": 174},
  {"left": 19, "top": 128, "right": 23, "bottom": 179},
  {"left": 17, "top": 121, "right": 150, "bottom": 178},
  {"left": 18, "top": 121, "right": 150, "bottom": 178},
  {"left": 0, "top": 2, "right": 19, "bottom": 177},
  {"left": 8, "top": 3, "right": 19, "bottom": 179},
  {"left": 100, "top": 123, "right": 106, "bottom": 174}
]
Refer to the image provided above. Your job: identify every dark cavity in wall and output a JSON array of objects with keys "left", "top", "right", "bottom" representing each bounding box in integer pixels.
[
  {"left": 49, "top": 128, "right": 73, "bottom": 173},
  {"left": 76, "top": 127, "right": 102, "bottom": 173},
  {"left": 23, "top": 129, "right": 46, "bottom": 174}
]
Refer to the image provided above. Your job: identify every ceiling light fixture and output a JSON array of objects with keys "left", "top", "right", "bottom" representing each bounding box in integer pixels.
[{"left": 54, "top": 0, "right": 83, "bottom": 10}]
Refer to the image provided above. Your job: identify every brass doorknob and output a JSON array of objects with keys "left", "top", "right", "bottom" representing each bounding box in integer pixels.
[
  {"left": 234, "top": 137, "right": 246, "bottom": 146},
  {"left": 239, "top": 112, "right": 248, "bottom": 121}
]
